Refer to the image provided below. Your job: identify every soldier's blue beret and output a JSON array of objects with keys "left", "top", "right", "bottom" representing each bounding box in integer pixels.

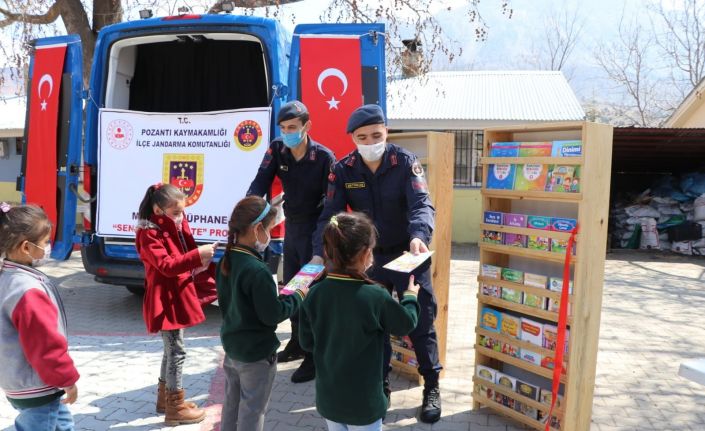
[
  {"left": 277, "top": 100, "right": 309, "bottom": 124},
  {"left": 346, "top": 104, "right": 386, "bottom": 133}
]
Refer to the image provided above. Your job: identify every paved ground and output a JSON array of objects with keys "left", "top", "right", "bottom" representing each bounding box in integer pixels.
[{"left": 1, "top": 246, "right": 704, "bottom": 431}]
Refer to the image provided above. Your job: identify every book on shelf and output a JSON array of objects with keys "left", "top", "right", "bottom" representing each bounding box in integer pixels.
[
  {"left": 515, "top": 379, "right": 540, "bottom": 420},
  {"left": 503, "top": 213, "right": 527, "bottom": 227},
  {"left": 480, "top": 307, "right": 502, "bottom": 333},
  {"left": 482, "top": 283, "right": 502, "bottom": 298},
  {"left": 515, "top": 164, "right": 549, "bottom": 191},
  {"left": 551, "top": 140, "right": 583, "bottom": 157},
  {"left": 527, "top": 215, "right": 552, "bottom": 230},
  {"left": 520, "top": 318, "right": 544, "bottom": 366},
  {"left": 482, "top": 230, "right": 504, "bottom": 244},
  {"left": 500, "top": 313, "right": 522, "bottom": 340},
  {"left": 504, "top": 233, "right": 528, "bottom": 248},
  {"left": 476, "top": 365, "right": 497, "bottom": 399},
  {"left": 481, "top": 264, "right": 502, "bottom": 279},
  {"left": 484, "top": 211, "right": 503, "bottom": 225},
  {"left": 502, "top": 341, "right": 520, "bottom": 359},
  {"left": 479, "top": 334, "right": 501, "bottom": 352},
  {"left": 486, "top": 164, "right": 517, "bottom": 189},
  {"left": 550, "top": 217, "right": 577, "bottom": 232},
  {"left": 547, "top": 277, "right": 573, "bottom": 313},
  {"left": 501, "top": 287, "right": 524, "bottom": 304},
  {"left": 538, "top": 390, "right": 563, "bottom": 428},
  {"left": 518, "top": 141, "right": 552, "bottom": 157},
  {"left": 528, "top": 235, "right": 550, "bottom": 252},
  {"left": 501, "top": 268, "right": 524, "bottom": 284},
  {"left": 523, "top": 272, "right": 548, "bottom": 309},
  {"left": 490, "top": 141, "right": 520, "bottom": 157},
  {"left": 545, "top": 165, "right": 581, "bottom": 193},
  {"left": 495, "top": 372, "right": 518, "bottom": 409}
]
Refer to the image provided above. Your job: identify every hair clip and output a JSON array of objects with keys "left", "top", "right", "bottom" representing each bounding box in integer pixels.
[
  {"left": 330, "top": 215, "right": 338, "bottom": 226},
  {"left": 0, "top": 202, "right": 10, "bottom": 214},
  {"left": 154, "top": 182, "right": 163, "bottom": 190}
]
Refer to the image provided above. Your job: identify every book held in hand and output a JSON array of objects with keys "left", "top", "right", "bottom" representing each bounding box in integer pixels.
[
  {"left": 280, "top": 264, "right": 325, "bottom": 295},
  {"left": 383, "top": 251, "right": 434, "bottom": 273}
]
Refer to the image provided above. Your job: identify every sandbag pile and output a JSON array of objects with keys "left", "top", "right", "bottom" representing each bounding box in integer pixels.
[{"left": 610, "top": 174, "right": 705, "bottom": 255}]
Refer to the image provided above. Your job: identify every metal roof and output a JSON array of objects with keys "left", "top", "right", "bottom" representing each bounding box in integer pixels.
[{"left": 387, "top": 71, "right": 585, "bottom": 122}]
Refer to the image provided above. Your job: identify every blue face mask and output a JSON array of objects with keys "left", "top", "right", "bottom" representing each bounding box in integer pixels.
[{"left": 281, "top": 130, "right": 304, "bottom": 148}]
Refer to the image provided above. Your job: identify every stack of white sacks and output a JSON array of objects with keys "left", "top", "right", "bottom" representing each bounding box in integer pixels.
[{"left": 611, "top": 190, "right": 705, "bottom": 255}]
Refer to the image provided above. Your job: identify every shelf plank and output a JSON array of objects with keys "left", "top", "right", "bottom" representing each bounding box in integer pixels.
[
  {"left": 477, "top": 276, "right": 573, "bottom": 303},
  {"left": 472, "top": 393, "right": 562, "bottom": 431},
  {"left": 480, "top": 156, "right": 583, "bottom": 165},
  {"left": 479, "top": 243, "right": 578, "bottom": 264},
  {"left": 481, "top": 188, "right": 582, "bottom": 202},
  {"left": 471, "top": 376, "right": 564, "bottom": 418},
  {"left": 391, "top": 359, "right": 418, "bottom": 375},
  {"left": 479, "top": 223, "right": 575, "bottom": 241},
  {"left": 475, "top": 326, "right": 568, "bottom": 360},
  {"left": 475, "top": 344, "right": 567, "bottom": 384},
  {"left": 391, "top": 345, "right": 416, "bottom": 357},
  {"left": 477, "top": 294, "right": 572, "bottom": 324}
]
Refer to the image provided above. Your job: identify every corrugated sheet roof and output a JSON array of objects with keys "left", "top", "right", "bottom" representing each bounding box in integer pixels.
[{"left": 387, "top": 71, "right": 585, "bottom": 121}]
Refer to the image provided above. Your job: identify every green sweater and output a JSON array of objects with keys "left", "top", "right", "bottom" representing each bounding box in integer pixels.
[
  {"left": 299, "top": 273, "right": 419, "bottom": 425},
  {"left": 216, "top": 245, "right": 303, "bottom": 363}
]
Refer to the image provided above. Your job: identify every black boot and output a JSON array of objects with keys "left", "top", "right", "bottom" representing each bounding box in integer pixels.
[
  {"left": 419, "top": 386, "right": 441, "bottom": 424},
  {"left": 291, "top": 353, "right": 315, "bottom": 383},
  {"left": 277, "top": 339, "right": 305, "bottom": 363}
]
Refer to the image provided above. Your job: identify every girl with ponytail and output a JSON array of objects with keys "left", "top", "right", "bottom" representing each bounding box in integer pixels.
[
  {"left": 216, "top": 195, "right": 307, "bottom": 431},
  {"left": 299, "top": 211, "right": 420, "bottom": 431}
]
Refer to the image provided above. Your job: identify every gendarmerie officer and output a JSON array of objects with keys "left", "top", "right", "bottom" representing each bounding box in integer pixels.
[
  {"left": 247, "top": 100, "right": 335, "bottom": 383},
  {"left": 310, "top": 104, "right": 442, "bottom": 423}
]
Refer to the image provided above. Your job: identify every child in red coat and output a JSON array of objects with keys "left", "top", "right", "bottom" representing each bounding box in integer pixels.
[{"left": 135, "top": 183, "right": 218, "bottom": 426}]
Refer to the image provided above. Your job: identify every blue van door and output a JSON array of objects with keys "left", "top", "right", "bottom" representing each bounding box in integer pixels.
[
  {"left": 20, "top": 35, "right": 84, "bottom": 260},
  {"left": 288, "top": 23, "right": 385, "bottom": 157}
]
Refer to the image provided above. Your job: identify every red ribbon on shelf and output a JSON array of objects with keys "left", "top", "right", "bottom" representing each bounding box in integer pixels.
[{"left": 545, "top": 224, "right": 578, "bottom": 431}]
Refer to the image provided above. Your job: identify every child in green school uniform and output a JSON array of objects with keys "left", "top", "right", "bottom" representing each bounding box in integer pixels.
[
  {"left": 299, "top": 212, "right": 420, "bottom": 431},
  {"left": 216, "top": 196, "right": 308, "bottom": 431}
]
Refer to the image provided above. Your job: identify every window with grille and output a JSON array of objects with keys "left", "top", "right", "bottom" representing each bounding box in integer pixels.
[{"left": 449, "top": 130, "right": 483, "bottom": 187}]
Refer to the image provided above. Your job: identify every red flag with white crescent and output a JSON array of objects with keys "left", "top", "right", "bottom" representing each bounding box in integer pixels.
[
  {"left": 25, "top": 44, "right": 67, "bottom": 239},
  {"left": 300, "top": 36, "right": 363, "bottom": 158}
]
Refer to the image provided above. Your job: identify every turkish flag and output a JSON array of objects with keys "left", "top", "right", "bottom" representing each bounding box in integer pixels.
[
  {"left": 270, "top": 177, "right": 284, "bottom": 239},
  {"left": 300, "top": 36, "right": 362, "bottom": 158},
  {"left": 25, "top": 44, "right": 67, "bottom": 239}
]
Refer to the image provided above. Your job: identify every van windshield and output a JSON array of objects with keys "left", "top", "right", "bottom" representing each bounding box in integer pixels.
[{"left": 105, "top": 33, "right": 269, "bottom": 112}]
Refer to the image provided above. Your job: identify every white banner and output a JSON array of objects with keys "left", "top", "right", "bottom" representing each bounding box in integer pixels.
[{"left": 97, "top": 108, "right": 271, "bottom": 242}]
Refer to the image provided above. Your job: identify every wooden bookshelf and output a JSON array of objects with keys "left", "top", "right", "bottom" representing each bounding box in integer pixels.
[
  {"left": 387, "top": 131, "right": 454, "bottom": 383},
  {"left": 473, "top": 121, "right": 613, "bottom": 431}
]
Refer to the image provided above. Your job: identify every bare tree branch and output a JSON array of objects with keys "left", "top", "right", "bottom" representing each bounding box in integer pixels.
[{"left": 0, "top": 1, "right": 61, "bottom": 28}]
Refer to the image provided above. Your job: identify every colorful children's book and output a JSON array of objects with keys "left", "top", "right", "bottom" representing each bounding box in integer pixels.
[
  {"left": 527, "top": 215, "right": 552, "bottom": 230},
  {"left": 538, "top": 391, "right": 563, "bottom": 428},
  {"left": 481, "top": 284, "right": 502, "bottom": 298},
  {"left": 481, "top": 264, "right": 502, "bottom": 279},
  {"left": 515, "top": 380, "right": 540, "bottom": 419},
  {"left": 484, "top": 211, "right": 503, "bottom": 225},
  {"left": 495, "top": 372, "right": 518, "bottom": 409},
  {"left": 515, "top": 164, "right": 549, "bottom": 191},
  {"left": 503, "top": 213, "right": 527, "bottom": 227},
  {"left": 528, "top": 235, "right": 550, "bottom": 251},
  {"left": 383, "top": 251, "right": 434, "bottom": 273},
  {"left": 501, "top": 287, "right": 523, "bottom": 304},
  {"left": 523, "top": 273, "right": 548, "bottom": 309},
  {"left": 501, "top": 268, "right": 524, "bottom": 284},
  {"left": 482, "top": 230, "right": 504, "bottom": 245},
  {"left": 504, "top": 233, "right": 527, "bottom": 248},
  {"left": 480, "top": 307, "right": 502, "bottom": 332},
  {"left": 550, "top": 217, "right": 577, "bottom": 232},
  {"left": 551, "top": 140, "right": 583, "bottom": 157},
  {"left": 520, "top": 348, "right": 542, "bottom": 366},
  {"left": 486, "top": 164, "right": 517, "bottom": 190},
  {"left": 479, "top": 335, "right": 501, "bottom": 352},
  {"left": 521, "top": 318, "right": 543, "bottom": 346},
  {"left": 476, "top": 365, "right": 497, "bottom": 384},
  {"left": 280, "top": 264, "right": 324, "bottom": 295},
  {"left": 502, "top": 342, "right": 520, "bottom": 359},
  {"left": 545, "top": 165, "right": 580, "bottom": 192},
  {"left": 542, "top": 325, "right": 570, "bottom": 370},
  {"left": 500, "top": 313, "right": 522, "bottom": 340},
  {"left": 490, "top": 141, "right": 520, "bottom": 157},
  {"left": 547, "top": 278, "right": 573, "bottom": 313},
  {"left": 518, "top": 141, "right": 552, "bottom": 157}
]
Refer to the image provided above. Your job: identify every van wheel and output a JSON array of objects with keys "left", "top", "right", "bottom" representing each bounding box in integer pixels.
[{"left": 125, "top": 285, "right": 145, "bottom": 296}]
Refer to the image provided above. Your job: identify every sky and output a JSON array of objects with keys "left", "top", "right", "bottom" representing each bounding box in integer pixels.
[{"left": 0, "top": 0, "right": 690, "bottom": 108}]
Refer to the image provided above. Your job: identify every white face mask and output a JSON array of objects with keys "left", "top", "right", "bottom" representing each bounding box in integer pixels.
[
  {"left": 254, "top": 224, "right": 271, "bottom": 253},
  {"left": 28, "top": 242, "right": 51, "bottom": 267},
  {"left": 356, "top": 141, "right": 386, "bottom": 162},
  {"left": 171, "top": 214, "right": 184, "bottom": 229}
]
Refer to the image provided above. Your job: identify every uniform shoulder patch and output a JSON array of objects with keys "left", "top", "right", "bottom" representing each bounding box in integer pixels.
[{"left": 411, "top": 160, "right": 425, "bottom": 177}]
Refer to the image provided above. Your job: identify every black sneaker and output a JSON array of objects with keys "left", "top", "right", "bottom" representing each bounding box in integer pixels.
[
  {"left": 291, "top": 354, "right": 315, "bottom": 383},
  {"left": 277, "top": 348, "right": 304, "bottom": 363},
  {"left": 419, "top": 386, "right": 441, "bottom": 424}
]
